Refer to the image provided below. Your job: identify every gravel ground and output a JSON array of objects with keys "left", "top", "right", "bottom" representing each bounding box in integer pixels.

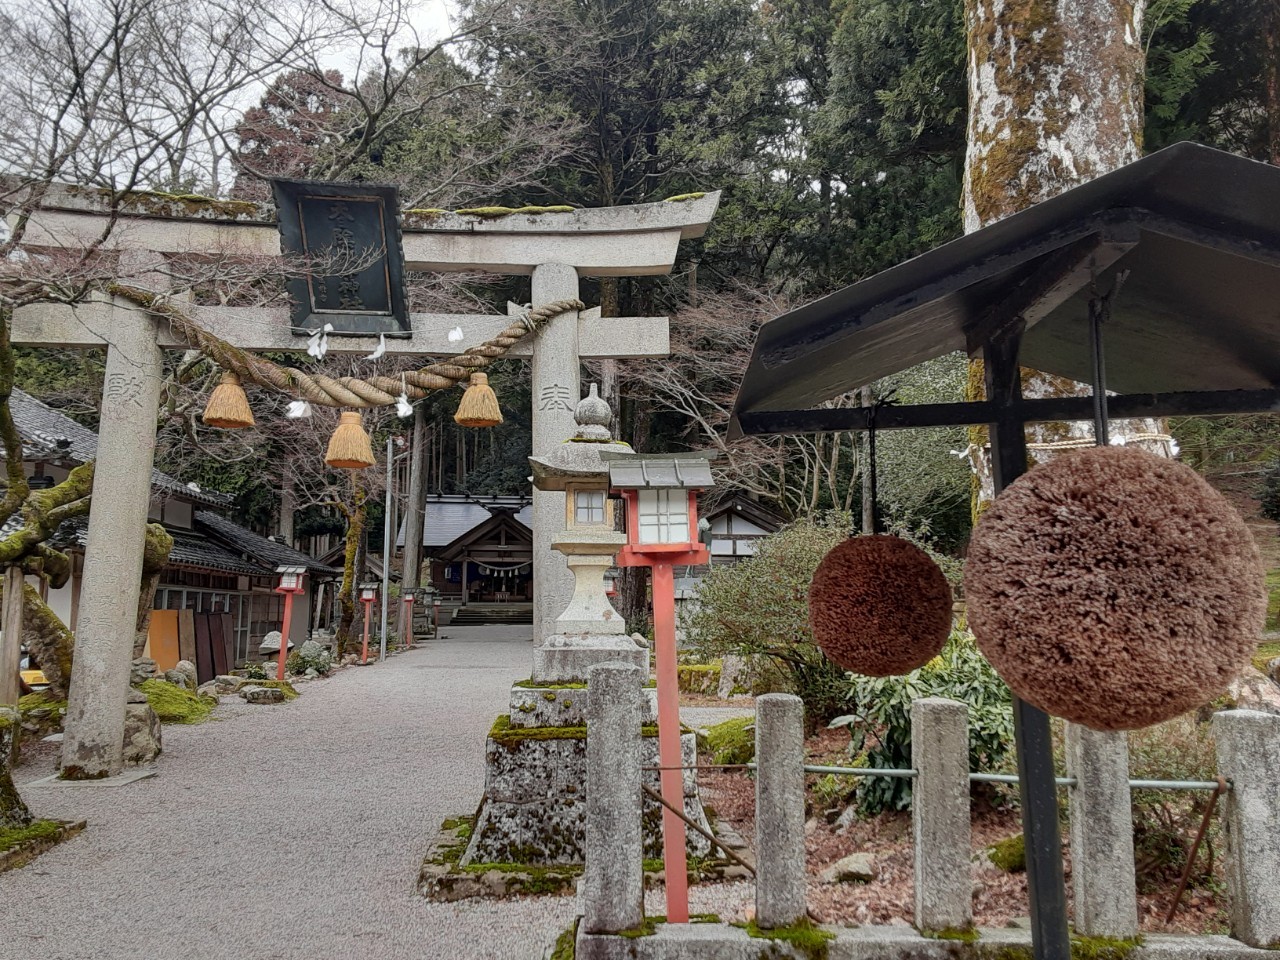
[{"left": 1, "top": 627, "right": 582, "bottom": 960}]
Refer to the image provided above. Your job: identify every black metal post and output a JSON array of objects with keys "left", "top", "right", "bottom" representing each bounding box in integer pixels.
[
  {"left": 1089, "top": 297, "right": 1110, "bottom": 446},
  {"left": 982, "top": 325, "right": 1071, "bottom": 960}
]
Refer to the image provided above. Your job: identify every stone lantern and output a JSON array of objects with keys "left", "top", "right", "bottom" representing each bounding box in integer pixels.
[
  {"left": 527, "top": 384, "right": 646, "bottom": 681},
  {"left": 455, "top": 386, "right": 714, "bottom": 870}
]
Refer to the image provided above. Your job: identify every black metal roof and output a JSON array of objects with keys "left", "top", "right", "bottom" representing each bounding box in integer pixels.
[
  {"left": 195, "top": 510, "right": 341, "bottom": 578},
  {"left": 3, "top": 388, "right": 233, "bottom": 507},
  {"left": 732, "top": 143, "right": 1280, "bottom": 433}
]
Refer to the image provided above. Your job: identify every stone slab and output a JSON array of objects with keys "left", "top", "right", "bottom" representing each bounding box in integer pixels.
[
  {"left": 573, "top": 925, "right": 1280, "bottom": 960},
  {"left": 26, "top": 767, "right": 157, "bottom": 788},
  {"left": 532, "top": 634, "right": 649, "bottom": 684},
  {"left": 509, "top": 684, "right": 657, "bottom": 729},
  {"left": 463, "top": 726, "right": 709, "bottom": 864}
]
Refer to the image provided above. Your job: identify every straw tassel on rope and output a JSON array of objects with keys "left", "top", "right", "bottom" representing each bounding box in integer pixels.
[
  {"left": 454, "top": 372, "right": 503, "bottom": 428},
  {"left": 202, "top": 371, "right": 255, "bottom": 429},
  {"left": 325, "top": 411, "right": 376, "bottom": 469}
]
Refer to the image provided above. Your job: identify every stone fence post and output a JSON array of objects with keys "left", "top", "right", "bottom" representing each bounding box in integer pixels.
[
  {"left": 1213, "top": 709, "right": 1280, "bottom": 948},
  {"left": 911, "top": 697, "right": 972, "bottom": 932},
  {"left": 583, "top": 662, "right": 644, "bottom": 934},
  {"left": 1066, "top": 724, "right": 1138, "bottom": 937},
  {"left": 755, "top": 693, "right": 806, "bottom": 928}
]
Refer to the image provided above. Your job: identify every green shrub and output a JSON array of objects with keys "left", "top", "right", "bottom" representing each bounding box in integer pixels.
[
  {"left": 240, "top": 661, "right": 272, "bottom": 680},
  {"left": 683, "top": 513, "right": 853, "bottom": 728},
  {"left": 286, "top": 646, "right": 332, "bottom": 677},
  {"left": 832, "top": 631, "right": 1013, "bottom": 814},
  {"left": 705, "top": 716, "right": 755, "bottom": 765}
]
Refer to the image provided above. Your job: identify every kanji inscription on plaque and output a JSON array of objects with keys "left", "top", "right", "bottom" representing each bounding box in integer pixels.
[{"left": 272, "top": 179, "right": 409, "bottom": 337}]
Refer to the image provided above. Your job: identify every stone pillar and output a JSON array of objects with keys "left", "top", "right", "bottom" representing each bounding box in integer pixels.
[
  {"left": 1, "top": 566, "right": 23, "bottom": 707},
  {"left": 1066, "top": 725, "right": 1138, "bottom": 938},
  {"left": 60, "top": 299, "right": 163, "bottom": 779},
  {"left": 583, "top": 662, "right": 644, "bottom": 934},
  {"left": 912, "top": 697, "right": 972, "bottom": 932},
  {"left": 1213, "top": 709, "right": 1280, "bottom": 948},
  {"left": 755, "top": 693, "right": 806, "bottom": 928},
  {"left": 530, "top": 262, "right": 581, "bottom": 646}
]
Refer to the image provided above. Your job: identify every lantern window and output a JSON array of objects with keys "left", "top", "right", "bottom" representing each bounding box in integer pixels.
[
  {"left": 637, "top": 489, "right": 689, "bottom": 544},
  {"left": 574, "top": 489, "right": 606, "bottom": 524}
]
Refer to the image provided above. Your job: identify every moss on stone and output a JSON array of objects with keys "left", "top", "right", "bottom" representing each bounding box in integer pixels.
[
  {"left": 986, "top": 833, "right": 1026, "bottom": 873},
  {"left": 1254, "top": 639, "right": 1280, "bottom": 673},
  {"left": 1068, "top": 935, "right": 1143, "bottom": 960},
  {"left": 549, "top": 919, "right": 578, "bottom": 960},
  {"left": 737, "top": 917, "right": 835, "bottom": 959},
  {"left": 0, "top": 819, "right": 61, "bottom": 852},
  {"left": 928, "top": 927, "right": 980, "bottom": 942},
  {"left": 663, "top": 193, "right": 707, "bottom": 203},
  {"left": 115, "top": 188, "right": 261, "bottom": 220},
  {"left": 139, "top": 679, "right": 213, "bottom": 724},
  {"left": 489, "top": 714, "right": 664, "bottom": 747},
  {"left": 457, "top": 861, "right": 581, "bottom": 894},
  {"left": 454, "top": 205, "right": 575, "bottom": 219},
  {"left": 513, "top": 679, "right": 587, "bottom": 689},
  {"left": 706, "top": 715, "right": 755, "bottom": 765},
  {"left": 251, "top": 680, "right": 299, "bottom": 700},
  {"left": 490, "top": 714, "right": 587, "bottom": 746}
]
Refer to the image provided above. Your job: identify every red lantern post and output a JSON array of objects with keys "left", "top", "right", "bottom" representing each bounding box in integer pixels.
[
  {"left": 274, "top": 566, "right": 307, "bottom": 682},
  {"left": 402, "top": 588, "right": 419, "bottom": 649},
  {"left": 359, "top": 582, "right": 379, "bottom": 664},
  {"left": 605, "top": 453, "right": 713, "bottom": 925}
]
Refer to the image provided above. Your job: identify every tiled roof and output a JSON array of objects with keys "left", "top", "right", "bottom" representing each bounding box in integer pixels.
[
  {"left": 396, "top": 495, "right": 532, "bottom": 549},
  {"left": 40, "top": 515, "right": 266, "bottom": 576},
  {"left": 195, "top": 511, "right": 341, "bottom": 577},
  {"left": 3, "top": 389, "right": 232, "bottom": 507}
]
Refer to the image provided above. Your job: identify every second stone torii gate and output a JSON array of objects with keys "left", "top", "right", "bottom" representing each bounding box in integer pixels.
[{"left": 12, "top": 187, "right": 720, "bottom": 778}]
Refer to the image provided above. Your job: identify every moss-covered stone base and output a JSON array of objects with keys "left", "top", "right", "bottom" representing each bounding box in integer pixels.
[
  {"left": 0, "top": 819, "right": 86, "bottom": 873},
  {"left": 463, "top": 715, "right": 712, "bottom": 865},
  {"left": 419, "top": 816, "right": 582, "bottom": 900}
]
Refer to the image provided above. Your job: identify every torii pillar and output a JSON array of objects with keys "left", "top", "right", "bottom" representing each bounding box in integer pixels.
[{"left": 11, "top": 188, "right": 720, "bottom": 777}]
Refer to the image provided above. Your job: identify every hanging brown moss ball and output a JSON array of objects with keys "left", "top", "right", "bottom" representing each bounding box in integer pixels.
[
  {"left": 965, "top": 446, "right": 1265, "bottom": 731},
  {"left": 808, "top": 535, "right": 953, "bottom": 676}
]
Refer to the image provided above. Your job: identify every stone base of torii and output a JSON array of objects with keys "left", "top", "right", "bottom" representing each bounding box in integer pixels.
[{"left": 10, "top": 187, "right": 721, "bottom": 781}]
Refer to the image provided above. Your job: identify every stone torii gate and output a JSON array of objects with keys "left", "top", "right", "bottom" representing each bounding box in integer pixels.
[{"left": 11, "top": 186, "right": 720, "bottom": 778}]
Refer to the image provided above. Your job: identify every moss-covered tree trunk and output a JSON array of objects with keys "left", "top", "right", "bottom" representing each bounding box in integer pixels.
[
  {"left": 335, "top": 483, "right": 367, "bottom": 658},
  {"left": 961, "top": 0, "right": 1172, "bottom": 519},
  {"left": 0, "top": 710, "right": 31, "bottom": 828},
  {"left": 133, "top": 523, "right": 175, "bottom": 658}
]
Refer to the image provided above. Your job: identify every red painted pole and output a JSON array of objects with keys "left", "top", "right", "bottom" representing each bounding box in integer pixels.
[
  {"left": 276, "top": 589, "right": 297, "bottom": 682},
  {"left": 651, "top": 560, "right": 689, "bottom": 923},
  {"left": 361, "top": 600, "right": 372, "bottom": 664}
]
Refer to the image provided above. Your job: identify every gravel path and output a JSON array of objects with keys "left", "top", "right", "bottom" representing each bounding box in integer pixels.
[{"left": 1, "top": 628, "right": 579, "bottom": 960}]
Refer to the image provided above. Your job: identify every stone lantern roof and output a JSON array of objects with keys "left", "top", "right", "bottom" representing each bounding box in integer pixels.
[{"left": 528, "top": 384, "right": 633, "bottom": 491}]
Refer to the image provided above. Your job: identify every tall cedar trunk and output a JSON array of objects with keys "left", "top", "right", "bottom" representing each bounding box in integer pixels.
[
  {"left": 1269, "top": 1, "right": 1280, "bottom": 166},
  {"left": 962, "top": 0, "right": 1170, "bottom": 517},
  {"left": 335, "top": 485, "right": 367, "bottom": 657},
  {"left": 399, "top": 404, "right": 428, "bottom": 639}
]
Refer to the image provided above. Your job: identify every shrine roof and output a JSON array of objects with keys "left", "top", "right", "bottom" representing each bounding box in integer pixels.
[
  {"left": 194, "top": 511, "right": 341, "bottom": 578},
  {"left": 396, "top": 495, "right": 533, "bottom": 549},
  {"left": 732, "top": 142, "right": 1280, "bottom": 434},
  {"left": 4, "top": 388, "right": 232, "bottom": 508}
]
